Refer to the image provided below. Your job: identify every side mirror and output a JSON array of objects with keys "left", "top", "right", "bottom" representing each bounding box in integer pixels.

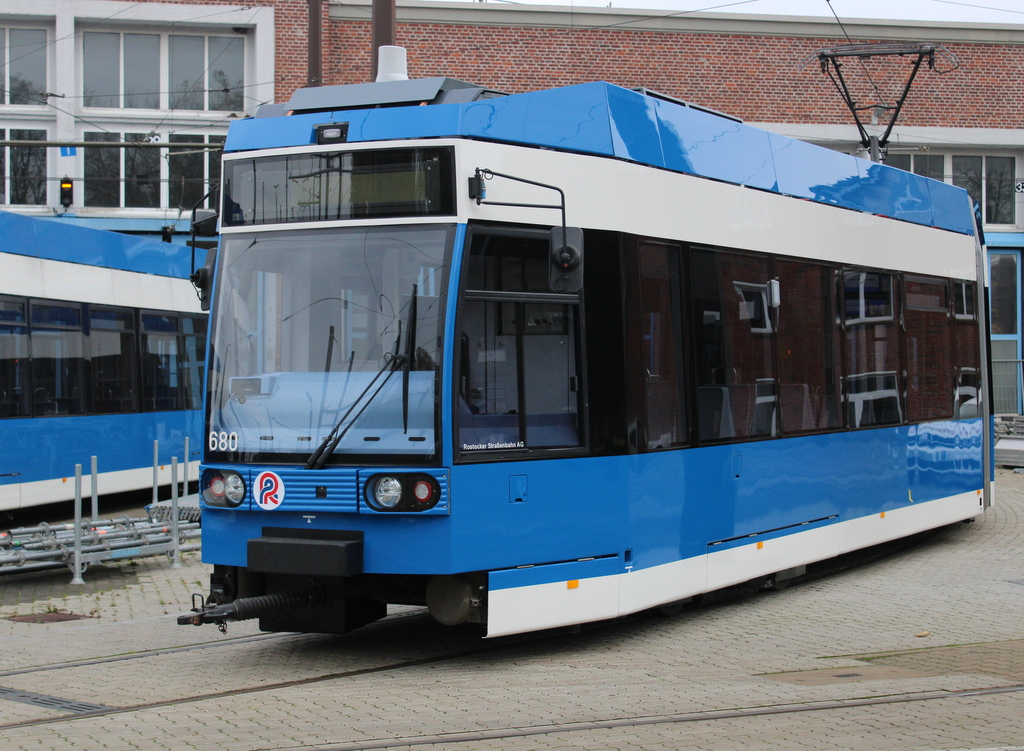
[
  {"left": 192, "top": 209, "right": 219, "bottom": 237},
  {"left": 190, "top": 248, "right": 216, "bottom": 312},
  {"left": 549, "top": 227, "right": 584, "bottom": 293}
]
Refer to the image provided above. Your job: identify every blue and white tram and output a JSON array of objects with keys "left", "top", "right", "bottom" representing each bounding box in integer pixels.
[
  {"left": 183, "top": 77, "right": 989, "bottom": 638},
  {"left": 0, "top": 211, "right": 206, "bottom": 513}
]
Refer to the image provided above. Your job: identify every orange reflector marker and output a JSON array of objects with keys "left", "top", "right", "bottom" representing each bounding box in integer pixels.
[
  {"left": 62, "top": 478, "right": 67, "bottom": 483},
  {"left": 756, "top": 541, "right": 764, "bottom": 549},
  {"left": 567, "top": 580, "right": 579, "bottom": 589},
  {"left": 880, "top": 511, "right": 886, "bottom": 518}
]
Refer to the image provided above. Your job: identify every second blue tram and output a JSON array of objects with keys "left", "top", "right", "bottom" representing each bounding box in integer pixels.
[
  {"left": 0, "top": 212, "right": 206, "bottom": 513},
  {"left": 184, "top": 77, "right": 989, "bottom": 637}
]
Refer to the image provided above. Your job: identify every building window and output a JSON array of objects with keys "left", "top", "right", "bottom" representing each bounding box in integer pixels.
[
  {"left": 82, "top": 32, "right": 160, "bottom": 109},
  {"left": 954, "top": 155, "right": 1015, "bottom": 225},
  {"left": 83, "top": 132, "right": 219, "bottom": 210},
  {"left": 1, "top": 129, "right": 46, "bottom": 205},
  {"left": 1, "top": 28, "right": 47, "bottom": 105},
  {"left": 81, "top": 31, "right": 243, "bottom": 112}
]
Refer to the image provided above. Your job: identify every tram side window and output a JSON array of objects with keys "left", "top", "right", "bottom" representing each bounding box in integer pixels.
[
  {"left": 89, "top": 307, "right": 138, "bottom": 414},
  {"left": 638, "top": 242, "right": 685, "bottom": 449},
  {"left": 775, "top": 261, "right": 842, "bottom": 434},
  {"left": 904, "top": 278, "right": 954, "bottom": 423},
  {"left": 141, "top": 313, "right": 181, "bottom": 411},
  {"left": 459, "top": 231, "right": 581, "bottom": 454},
  {"left": 0, "top": 299, "right": 30, "bottom": 417},
  {"left": 691, "top": 249, "right": 776, "bottom": 442},
  {"left": 951, "top": 280, "right": 981, "bottom": 418},
  {"left": 841, "top": 271, "right": 902, "bottom": 428},
  {"left": 29, "top": 302, "right": 86, "bottom": 416}
]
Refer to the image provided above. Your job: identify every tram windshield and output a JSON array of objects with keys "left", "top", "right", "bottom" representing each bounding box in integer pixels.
[{"left": 206, "top": 224, "right": 453, "bottom": 464}]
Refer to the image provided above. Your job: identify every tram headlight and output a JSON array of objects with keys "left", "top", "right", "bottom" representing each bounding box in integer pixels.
[
  {"left": 202, "top": 468, "right": 246, "bottom": 508},
  {"left": 372, "top": 476, "right": 404, "bottom": 509},
  {"left": 223, "top": 472, "right": 246, "bottom": 503},
  {"left": 364, "top": 473, "right": 441, "bottom": 512}
]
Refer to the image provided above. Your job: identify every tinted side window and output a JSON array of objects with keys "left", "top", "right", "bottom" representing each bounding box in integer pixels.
[
  {"left": 90, "top": 307, "right": 138, "bottom": 414},
  {"left": 141, "top": 313, "right": 181, "bottom": 411},
  {"left": 904, "top": 278, "right": 953, "bottom": 423},
  {"left": 638, "top": 241, "right": 685, "bottom": 449},
  {"left": 691, "top": 249, "right": 776, "bottom": 442},
  {"left": 776, "top": 260, "right": 842, "bottom": 434},
  {"left": 30, "top": 302, "right": 86, "bottom": 416},
  {"left": 841, "top": 271, "right": 902, "bottom": 428}
]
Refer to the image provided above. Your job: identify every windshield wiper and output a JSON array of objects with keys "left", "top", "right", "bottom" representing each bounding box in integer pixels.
[
  {"left": 305, "top": 283, "right": 419, "bottom": 469},
  {"left": 305, "top": 329, "right": 402, "bottom": 469},
  {"left": 402, "top": 284, "right": 417, "bottom": 434}
]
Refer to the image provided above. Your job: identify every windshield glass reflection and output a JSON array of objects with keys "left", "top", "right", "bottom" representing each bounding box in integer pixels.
[{"left": 207, "top": 224, "right": 451, "bottom": 463}]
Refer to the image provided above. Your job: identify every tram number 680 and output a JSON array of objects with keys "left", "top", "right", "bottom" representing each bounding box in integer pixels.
[{"left": 209, "top": 431, "right": 239, "bottom": 452}]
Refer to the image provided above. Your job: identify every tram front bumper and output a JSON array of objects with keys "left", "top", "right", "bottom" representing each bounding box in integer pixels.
[{"left": 247, "top": 528, "right": 364, "bottom": 577}]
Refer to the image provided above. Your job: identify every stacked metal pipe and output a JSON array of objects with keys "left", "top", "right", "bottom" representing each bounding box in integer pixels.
[{"left": 0, "top": 516, "right": 200, "bottom": 576}]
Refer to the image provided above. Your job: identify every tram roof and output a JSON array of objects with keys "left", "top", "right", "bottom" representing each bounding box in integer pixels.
[
  {"left": 224, "top": 80, "right": 975, "bottom": 236},
  {"left": 0, "top": 211, "right": 200, "bottom": 279}
]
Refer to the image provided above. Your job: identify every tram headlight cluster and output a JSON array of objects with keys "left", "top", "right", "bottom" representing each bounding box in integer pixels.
[
  {"left": 202, "top": 468, "right": 247, "bottom": 507},
  {"left": 365, "top": 474, "right": 440, "bottom": 512}
]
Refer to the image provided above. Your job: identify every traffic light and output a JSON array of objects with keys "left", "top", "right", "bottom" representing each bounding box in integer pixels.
[{"left": 59, "top": 177, "right": 73, "bottom": 209}]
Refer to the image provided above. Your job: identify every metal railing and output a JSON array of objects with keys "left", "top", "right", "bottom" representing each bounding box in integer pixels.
[{"left": 0, "top": 440, "right": 200, "bottom": 580}]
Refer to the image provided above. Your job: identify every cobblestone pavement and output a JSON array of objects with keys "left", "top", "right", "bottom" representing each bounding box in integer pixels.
[{"left": 0, "top": 472, "right": 1022, "bottom": 751}]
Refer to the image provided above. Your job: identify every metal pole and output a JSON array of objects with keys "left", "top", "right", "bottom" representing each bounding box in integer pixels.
[
  {"left": 307, "top": 0, "right": 323, "bottom": 87},
  {"left": 170, "top": 457, "right": 181, "bottom": 569},
  {"left": 152, "top": 440, "right": 159, "bottom": 504},
  {"left": 90, "top": 455, "right": 99, "bottom": 521},
  {"left": 70, "top": 465, "right": 84, "bottom": 584},
  {"left": 371, "top": 0, "right": 396, "bottom": 81},
  {"left": 183, "top": 436, "right": 190, "bottom": 498}
]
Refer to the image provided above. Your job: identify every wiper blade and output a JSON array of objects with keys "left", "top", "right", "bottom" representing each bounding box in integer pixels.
[
  {"left": 305, "top": 282, "right": 420, "bottom": 469},
  {"left": 402, "top": 284, "right": 417, "bottom": 434},
  {"left": 305, "top": 328, "right": 402, "bottom": 470}
]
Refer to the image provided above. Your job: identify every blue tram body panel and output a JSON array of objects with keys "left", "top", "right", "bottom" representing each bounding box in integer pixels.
[
  {"left": 1, "top": 412, "right": 202, "bottom": 484},
  {"left": 200, "top": 419, "right": 982, "bottom": 580}
]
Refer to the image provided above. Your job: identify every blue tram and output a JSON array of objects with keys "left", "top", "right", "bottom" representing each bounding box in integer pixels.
[
  {"left": 183, "top": 74, "right": 989, "bottom": 637},
  {"left": 0, "top": 212, "right": 205, "bottom": 513}
]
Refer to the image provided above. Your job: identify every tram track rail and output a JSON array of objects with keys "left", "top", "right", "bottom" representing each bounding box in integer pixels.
[
  {"left": 0, "top": 625, "right": 546, "bottom": 730},
  {"left": 266, "top": 683, "right": 1024, "bottom": 751}
]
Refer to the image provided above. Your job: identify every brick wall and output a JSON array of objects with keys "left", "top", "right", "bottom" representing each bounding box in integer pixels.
[{"left": 131, "top": 0, "right": 1024, "bottom": 128}]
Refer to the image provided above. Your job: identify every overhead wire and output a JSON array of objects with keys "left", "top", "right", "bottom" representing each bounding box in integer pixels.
[{"left": 823, "top": 0, "right": 891, "bottom": 111}]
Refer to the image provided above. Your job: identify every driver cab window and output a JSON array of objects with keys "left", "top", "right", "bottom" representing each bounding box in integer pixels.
[{"left": 458, "top": 229, "right": 582, "bottom": 455}]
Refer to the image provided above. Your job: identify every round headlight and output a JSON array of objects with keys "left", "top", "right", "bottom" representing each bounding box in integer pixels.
[
  {"left": 373, "top": 476, "right": 403, "bottom": 508},
  {"left": 209, "top": 475, "right": 226, "bottom": 499},
  {"left": 224, "top": 472, "right": 246, "bottom": 503}
]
